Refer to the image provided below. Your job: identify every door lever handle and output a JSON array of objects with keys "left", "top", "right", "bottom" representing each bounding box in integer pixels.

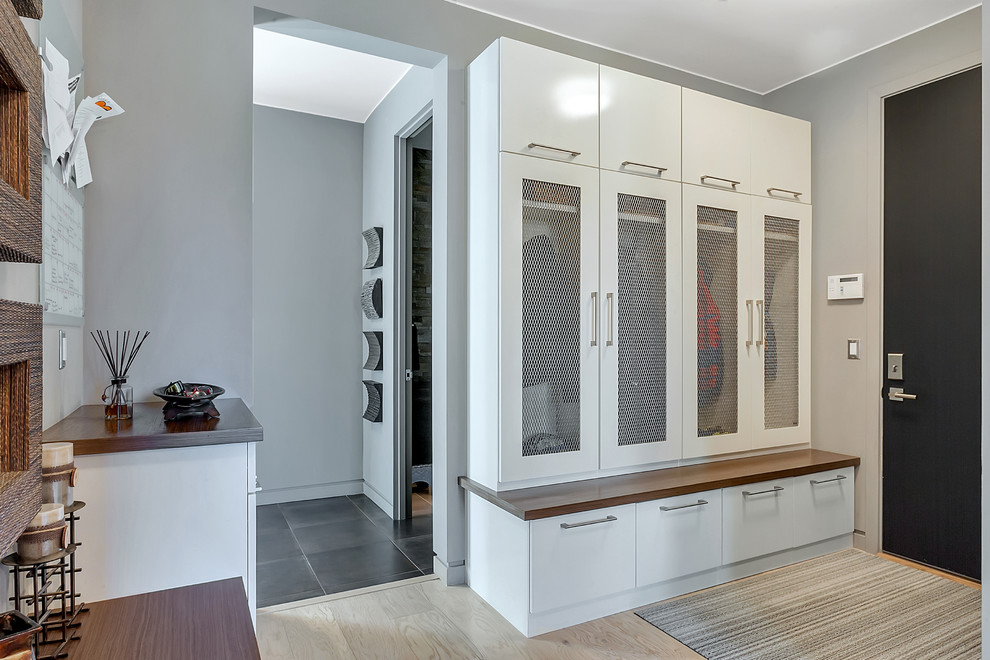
[{"left": 888, "top": 387, "right": 917, "bottom": 401}]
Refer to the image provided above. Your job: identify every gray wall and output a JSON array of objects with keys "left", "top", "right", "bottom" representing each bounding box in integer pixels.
[
  {"left": 252, "top": 105, "right": 364, "bottom": 504},
  {"left": 763, "top": 7, "right": 981, "bottom": 552},
  {"left": 361, "top": 65, "right": 434, "bottom": 514}
]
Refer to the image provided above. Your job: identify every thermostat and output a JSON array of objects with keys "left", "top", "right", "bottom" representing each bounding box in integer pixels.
[{"left": 827, "top": 273, "right": 864, "bottom": 300}]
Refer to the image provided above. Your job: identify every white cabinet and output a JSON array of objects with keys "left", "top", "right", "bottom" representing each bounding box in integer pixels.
[
  {"left": 682, "top": 89, "right": 752, "bottom": 194},
  {"left": 531, "top": 505, "right": 635, "bottom": 613},
  {"left": 750, "top": 196, "right": 812, "bottom": 451},
  {"left": 682, "top": 185, "right": 756, "bottom": 458},
  {"left": 793, "top": 467, "right": 855, "bottom": 547},
  {"left": 636, "top": 490, "right": 721, "bottom": 586},
  {"left": 682, "top": 188, "right": 811, "bottom": 458},
  {"left": 498, "top": 153, "right": 601, "bottom": 484},
  {"left": 600, "top": 66, "right": 681, "bottom": 180},
  {"left": 722, "top": 477, "right": 794, "bottom": 565},
  {"left": 497, "top": 38, "right": 600, "bottom": 168},
  {"left": 752, "top": 109, "right": 811, "bottom": 203},
  {"left": 600, "top": 171, "right": 682, "bottom": 469}
]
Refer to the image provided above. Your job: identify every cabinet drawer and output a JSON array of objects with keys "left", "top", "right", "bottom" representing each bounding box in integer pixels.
[
  {"left": 751, "top": 109, "right": 811, "bottom": 204},
  {"left": 531, "top": 505, "right": 635, "bottom": 613},
  {"left": 722, "top": 478, "right": 793, "bottom": 565},
  {"left": 792, "top": 467, "right": 854, "bottom": 547},
  {"left": 636, "top": 490, "right": 721, "bottom": 586},
  {"left": 682, "top": 89, "right": 751, "bottom": 194}
]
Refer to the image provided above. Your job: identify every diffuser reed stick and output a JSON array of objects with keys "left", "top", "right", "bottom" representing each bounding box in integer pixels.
[{"left": 91, "top": 330, "right": 150, "bottom": 420}]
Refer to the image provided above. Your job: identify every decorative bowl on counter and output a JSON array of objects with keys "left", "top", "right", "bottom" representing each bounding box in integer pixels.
[{"left": 152, "top": 382, "right": 225, "bottom": 408}]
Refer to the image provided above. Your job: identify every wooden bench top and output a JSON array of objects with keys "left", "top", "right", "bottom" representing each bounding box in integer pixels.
[{"left": 459, "top": 449, "right": 860, "bottom": 520}]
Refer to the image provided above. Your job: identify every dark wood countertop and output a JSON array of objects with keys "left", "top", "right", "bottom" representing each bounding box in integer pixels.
[
  {"left": 42, "top": 399, "right": 262, "bottom": 456},
  {"left": 63, "top": 578, "right": 260, "bottom": 660},
  {"left": 459, "top": 449, "right": 860, "bottom": 520}
]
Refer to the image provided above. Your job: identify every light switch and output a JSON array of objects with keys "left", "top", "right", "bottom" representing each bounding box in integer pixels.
[
  {"left": 58, "top": 329, "right": 67, "bottom": 370},
  {"left": 847, "top": 339, "right": 860, "bottom": 360}
]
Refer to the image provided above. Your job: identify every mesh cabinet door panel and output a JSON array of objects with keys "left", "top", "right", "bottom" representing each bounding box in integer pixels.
[
  {"left": 696, "top": 205, "right": 738, "bottom": 438},
  {"left": 763, "top": 215, "right": 800, "bottom": 429},
  {"left": 520, "top": 178, "right": 582, "bottom": 457},
  {"left": 616, "top": 193, "right": 667, "bottom": 446}
]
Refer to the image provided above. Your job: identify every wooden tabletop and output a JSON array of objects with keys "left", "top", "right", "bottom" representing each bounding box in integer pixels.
[
  {"left": 460, "top": 449, "right": 860, "bottom": 520},
  {"left": 42, "top": 398, "right": 262, "bottom": 455},
  {"left": 63, "top": 578, "right": 260, "bottom": 660}
]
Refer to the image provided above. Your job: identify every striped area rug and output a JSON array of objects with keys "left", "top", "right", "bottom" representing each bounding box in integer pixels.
[{"left": 636, "top": 549, "right": 980, "bottom": 659}]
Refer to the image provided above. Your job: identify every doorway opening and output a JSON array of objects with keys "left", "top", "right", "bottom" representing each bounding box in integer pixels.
[
  {"left": 400, "top": 119, "right": 434, "bottom": 521},
  {"left": 880, "top": 65, "right": 981, "bottom": 581}
]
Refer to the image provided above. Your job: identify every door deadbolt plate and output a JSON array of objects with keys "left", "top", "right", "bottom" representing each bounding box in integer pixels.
[{"left": 887, "top": 353, "right": 903, "bottom": 381}]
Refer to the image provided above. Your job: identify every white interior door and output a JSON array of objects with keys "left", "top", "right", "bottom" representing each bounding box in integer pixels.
[
  {"left": 750, "top": 196, "right": 811, "bottom": 450},
  {"left": 682, "top": 185, "right": 755, "bottom": 458},
  {"left": 500, "top": 153, "right": 600, "bottom": 484},
  {"left": 599, "top": 170, "right": 682, "bottom": 469}
]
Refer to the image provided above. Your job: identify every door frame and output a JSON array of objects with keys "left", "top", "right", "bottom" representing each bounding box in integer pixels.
[
  {"left": 394, "top": 105, "right": 434, "bottom": 521},
  {"left": 867, "top": 51, "right": 981, "bottom": 554}
]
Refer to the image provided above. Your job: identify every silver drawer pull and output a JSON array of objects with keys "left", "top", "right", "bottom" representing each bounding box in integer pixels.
[
  {"left": 701, "top": 174, "right": 740, "bottom": 189},
  {"left": 659, "top": 499, "right": 708, "bottom": 512},
  {"left": 621, "top": 161, "right": 667, "bottom": 176},
  {"left": 810, "top": 475, "right": 847, "bottom": 485},
  {"left": 742, "top": 486, "right": 784, "bottom": 497},
  {"left": 767, "top": 187, "right": 803, "bottom": 199},
  {"left": 560, "top": 515, "right": 618, "bottom": 529},
  {"left": 528, "top": 142, "right": 581, "bottom": 157}
]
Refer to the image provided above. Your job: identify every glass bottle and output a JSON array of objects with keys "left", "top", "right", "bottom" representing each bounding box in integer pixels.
[{"left": 104, "top": 378, "right": 133, "bottom": 420}]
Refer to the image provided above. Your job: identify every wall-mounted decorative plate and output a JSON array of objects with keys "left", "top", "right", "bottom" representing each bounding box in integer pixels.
[
  {"left": 363, "top": 331, "right": 383, "bottom": 371},
  {"left": 362, "top": 227, "right": 383, "bottom": 269},
  {"left": 361, "top": 278, "right": 383, "bottom": 319},
  {"left": 362, "top": 380, "right": 383, "bottom": 422}
]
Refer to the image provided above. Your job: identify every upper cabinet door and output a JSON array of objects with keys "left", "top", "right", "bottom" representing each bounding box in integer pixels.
[
  {"left": 599, "top": 171, "right": 682, "bottom": 470},
  {"left": 499, "top": 38, "right": 600, "bottom": 168},
  {"left": 600, "top": 67, "right": 681, "bottom": 181},
  {"left": 752, "top": 110, "right": 811, "bottom": 204},
  {"left": 682, "top": 89, "right": 751, "bottom": 194}
]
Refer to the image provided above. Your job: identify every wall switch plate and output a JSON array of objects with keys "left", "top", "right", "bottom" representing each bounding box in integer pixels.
[{"left": 847, "top": 339, "right": 860, "bottom": 360}]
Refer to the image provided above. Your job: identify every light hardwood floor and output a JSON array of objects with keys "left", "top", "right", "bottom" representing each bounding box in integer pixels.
[{"left": 256, "top": 576, "right": 702, "bottom": 659}]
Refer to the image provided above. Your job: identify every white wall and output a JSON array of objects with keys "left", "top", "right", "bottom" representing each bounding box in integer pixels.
[
  {"left": 361, "top": 65, "right": 434, "bottom": 515},
  {"left": 764, "top": 8, "right": 981, "bottom": 551},
  {"left": 252, "top": 105, "right": 364, "bottom": 504}
]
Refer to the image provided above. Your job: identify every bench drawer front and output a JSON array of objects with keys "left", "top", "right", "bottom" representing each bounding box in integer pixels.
[
  {"left": 793, "top": 467, "right": 855, "bottom": 547},
  {"left": 637, "top": 490, "right": 721, "bottom": 586},
  {"left": 722, "top": 478, "right": 794, "bottom": 565}
]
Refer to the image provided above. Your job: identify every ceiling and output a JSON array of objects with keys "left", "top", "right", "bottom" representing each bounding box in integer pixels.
[
  {"left": 445, "top": 0, "right": 979, "bottom": 94},
  {"left": 253, "top": 27, "right": 412, "bottom": 122}
]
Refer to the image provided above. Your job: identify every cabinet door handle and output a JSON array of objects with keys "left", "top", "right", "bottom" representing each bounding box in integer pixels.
[
  {"left": 606, "top": 293, "right": 614, "bottom": 346},
  {"left": 621, "top": 161, "right": 667, "bottom": 176},
  {"left": 701, "top": 174, "right": 740, "bottom": 189},
  {"left": 810, "top": 475, "right": 847, "bottom": 485},
  {"left": 756, "top": 300, "right": 765, "bottom": 347},
  {"left": 767, "top": 187, "right": 803, "bottom": 200},
  {"left": 528, "top": 142, "right": 581, "bottom": 157},
  {"left": 560, "top": 515, "right": 618, "bottom": 529},
  {"left": 746, "top": 300, "right": 754, "bottom": 347},
  {"left": 742, "top": 486, "right": 784, "bottom": 497},
  {"left": 659, "top": 499, "right": 708, "bottom": 511},
  {"left": 591, "top": 292, "right": 599, "bottom": 347}
]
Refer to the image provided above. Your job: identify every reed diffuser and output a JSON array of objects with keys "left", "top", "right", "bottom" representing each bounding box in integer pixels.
[{"left": 91, "top": 330, "right": 150, "bottom": 420}]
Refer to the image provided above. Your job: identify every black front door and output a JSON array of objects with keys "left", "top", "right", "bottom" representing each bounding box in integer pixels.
[{"left": 881, "top": 66, "right": 981, "bottom": 580}]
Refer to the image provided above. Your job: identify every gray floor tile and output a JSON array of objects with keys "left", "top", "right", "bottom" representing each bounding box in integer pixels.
[
  {"left": 257, "top": 528, "right": 303, "bottom": 564},
  {"left": 279, "top": 496, "right": 365, "bottom": 528},
  {"left": 394, "top": 535, "right": 435, "bottom": 572},
  {"left": 324, "top": 570, "right": 425, "bottom": 596},
  {"left": 307, "top": 540, "right": 419, "bottom": 591},
  {"left": 373, "top": 514, "right": 433, "bottom": 541},
  {"left": 256, "top": 555, "right": 322, "bottom": 606},
  {"left": 292, "top": 518, "right": 391, "bottom": 555},
  {"left": 347, "top": 493, "right": 393, "bottom": 526},
  {"left": 257, "top": 504, "right": 289, "bottom": 532}
]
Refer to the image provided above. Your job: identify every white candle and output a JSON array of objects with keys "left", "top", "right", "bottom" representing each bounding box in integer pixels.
[
  {"left": 42, "top": 442, "right": 73, "bottom": 468},
  {"left": 28, "top": 503, "right": 64, "bottom": 528}
]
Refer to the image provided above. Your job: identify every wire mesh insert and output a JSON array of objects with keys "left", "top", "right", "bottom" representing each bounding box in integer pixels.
[
  {"left": 697, "top": 205, "right": 738, "bottom": 437},
  {"left": 616, "top": 193, "right": 667, "bottom": 446},
  {"left": 521, "top": 178, "right": 581, "bottom": 457},
  {"left": 764, "top": 214, "right": 800, "bottom": 429}
]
